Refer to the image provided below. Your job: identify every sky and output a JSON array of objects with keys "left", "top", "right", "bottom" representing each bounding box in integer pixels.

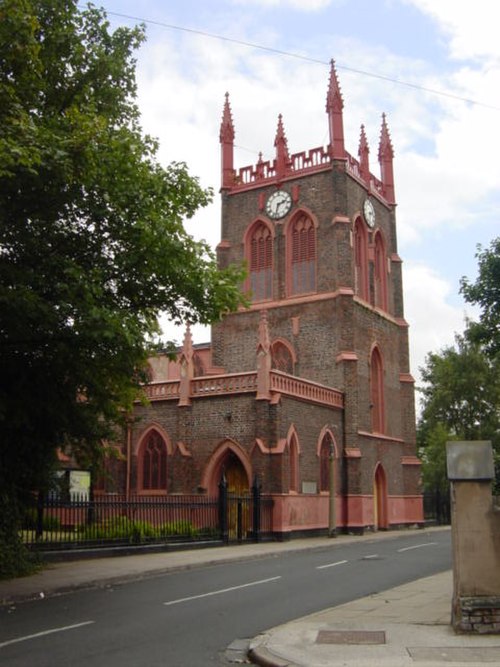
[{"left": 99, "top": 0, "right": 500, "bottom": 407}]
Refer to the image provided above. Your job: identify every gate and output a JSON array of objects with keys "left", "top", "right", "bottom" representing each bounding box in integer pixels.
[{"left": 218, "top": 476, "right": 274, "bottom": 543}]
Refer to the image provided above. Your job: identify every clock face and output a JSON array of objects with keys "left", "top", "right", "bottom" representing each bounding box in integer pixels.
[
  {"left": 363, "top": 198, "right": 376, "bottom": 228},
  {"left": 266, "top": 190, "right": 292, "bottom": 220}
]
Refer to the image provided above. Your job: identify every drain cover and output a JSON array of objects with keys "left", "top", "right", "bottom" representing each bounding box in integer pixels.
[{"left": 316, "top": 630, "right": 386, "bottom": 645}]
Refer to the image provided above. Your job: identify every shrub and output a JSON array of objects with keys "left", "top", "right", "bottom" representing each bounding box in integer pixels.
[
  {"left": 159, "top": 521, "right": 198, "bottom": 537},
  {"left": 22, "top": 509, "right": 61, "bottom": 532},
  {"left": 77, "top": 516, "right": 158, "bottom": 542},
  {"left": 1, "top": 493, "right": 40, "bottom": 579}
]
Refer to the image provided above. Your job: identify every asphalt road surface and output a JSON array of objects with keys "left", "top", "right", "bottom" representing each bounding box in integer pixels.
[{"left": 0, "top": 528, "right": 451, "bottom": 666}]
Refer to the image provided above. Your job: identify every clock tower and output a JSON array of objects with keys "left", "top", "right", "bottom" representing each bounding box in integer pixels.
[
  {"left": 213, "top": 59, "right": 421, "bottom": 530},
  {"left": 127, "top": 60, "right": 422, "bottom": 536}
]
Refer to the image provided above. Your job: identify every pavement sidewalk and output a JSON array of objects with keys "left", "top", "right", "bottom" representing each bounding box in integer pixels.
[
  {"left": 248, "top": 570, "right": 500, "bottom": 667},
  {"left": 2, "top": 527, "right": 500, "bottom": 666}
]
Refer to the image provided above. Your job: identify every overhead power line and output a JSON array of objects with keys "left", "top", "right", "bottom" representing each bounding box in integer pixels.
[{"left": 104, "top": 9, "right": 500, "bottom": 113}]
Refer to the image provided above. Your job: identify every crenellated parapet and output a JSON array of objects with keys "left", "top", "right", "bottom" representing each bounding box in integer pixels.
[
  {"left": 219, "top": 60, "right": 396, "bottom": 206},
  {"left": 232, "top": 144, "right": 331, "bottom": 187}
]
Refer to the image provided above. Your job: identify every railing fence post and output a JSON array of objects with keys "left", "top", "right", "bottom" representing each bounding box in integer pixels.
[
  {"left": 87, "top": 486, "right": 95, "bottom": 526},
  {"left": 237, "top": 500, "right": 243, "bottom": 543},
  {"left": 252, "top": 475, "right": 261, "bottom": 543},
  {"left": 218, "top": 474, "right": 228, "bottom": 543},
  {"left": 36, "top": 490, "right": 44, "bottom": 540}
]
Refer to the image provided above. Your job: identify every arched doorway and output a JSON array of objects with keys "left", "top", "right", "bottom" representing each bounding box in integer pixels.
[
  {"left": 202, "top": 440, "right": 252, "bottom": 496},
  {"left": 202, "top": 441, "right": 252, "bottom": 541},
  {"left": 373, "top": 464, "right": 388, "bottom": 530},
  {"left": 220, "top": 451, "right": 250, "bottom": 540},
  {"left": 223, "top": 450, "right": 249, "bottom": 495}
]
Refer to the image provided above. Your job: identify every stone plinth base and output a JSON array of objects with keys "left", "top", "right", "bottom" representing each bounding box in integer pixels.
[{"left": 453, "top": 596, "right": 500, "bottom": 634}]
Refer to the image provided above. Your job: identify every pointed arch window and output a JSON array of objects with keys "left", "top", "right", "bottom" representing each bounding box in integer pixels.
[
  {"left": 289, "top": 435, "right": 299, "bottom": 493},
  {"left": 271, "top": 340, "right": 295, "bottom": 375},
  {"left": 249, "top": 222, "right": 273, "bottom": 301},
  {"left": 319, "top": 433, "right": 333, "bottom": 493},
  {"left": 290, "top": 214, "right": 316, "bottom": 295},
  {"left": 370, "top": 347, "right": 385, "bottom": 434},
  {"left": 142, "top": 431, "right": 168, "bottom": 491},
  {"left": 354, "top": 218, "right": 368, "bottom": 301},
  {"left": 374, "top": 232, "right": 388, "bottom": 310},
  {"left": 193, "top": 352, "right": 205, "bottom": 377}
]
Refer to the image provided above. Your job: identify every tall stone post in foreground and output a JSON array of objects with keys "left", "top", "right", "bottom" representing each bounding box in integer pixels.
[{"left": 447, "top": 440, "right": 500, "bottom": 633}]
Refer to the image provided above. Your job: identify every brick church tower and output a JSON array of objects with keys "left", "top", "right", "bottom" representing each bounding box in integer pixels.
[{"left": 124, "top": 61, "right": 423, "bottom": 535}]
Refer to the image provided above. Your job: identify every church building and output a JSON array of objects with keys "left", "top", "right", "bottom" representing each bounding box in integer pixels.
[{"left": 108, "top": 61, "right": 423, "bottom": 536}]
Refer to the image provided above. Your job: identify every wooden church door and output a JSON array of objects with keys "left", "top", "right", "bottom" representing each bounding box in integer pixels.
[{"left": 225, "top": 452, "right": 249, "bottom": 494}]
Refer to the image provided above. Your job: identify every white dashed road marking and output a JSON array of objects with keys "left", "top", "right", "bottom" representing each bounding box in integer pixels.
[
  {"left": 164, "top": 576, "right": 282, "bottom": 606},
  {"left": 0, "top": 621, "right": 95, "bottom": 649}
]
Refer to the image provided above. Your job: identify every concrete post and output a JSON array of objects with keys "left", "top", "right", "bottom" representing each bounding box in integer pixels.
[{"left": 446, "top": 440, "right": 500, "bottom": 633}]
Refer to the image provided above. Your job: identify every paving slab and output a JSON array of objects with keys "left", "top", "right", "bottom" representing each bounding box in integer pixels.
[{"left": 249, "top": 571, "right": 500, "bottom": 667}]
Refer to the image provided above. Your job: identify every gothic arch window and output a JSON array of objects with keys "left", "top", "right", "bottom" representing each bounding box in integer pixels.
[
  {"left": 353, "top": 217, "right": 369, "bottom": 301},
  {"left": 288, "top": 213, "right": 316, "bottom": 295},
  {"left": 289, "top": 435, "right": 300, "bottom": 493},
  {"left": 193, "top": 352, "right": 205, "bottom": 377},
  {"left": 374, "top": 231, "right": 388, "bottom": 310},
  {"left": 271, "top": 340, "right": 295, "bottom": 375},
  {"left": 247, "top": 221, "right": 273, "bottom": 301},
  {"left": 141, "top": 430, "right": 168, "bottom": 491},
  {"left": 319, "top": 434, "right": 333, "bottom": 493},
  {"left": 370, "top": 347, "right": 385, "bottom": 434}
]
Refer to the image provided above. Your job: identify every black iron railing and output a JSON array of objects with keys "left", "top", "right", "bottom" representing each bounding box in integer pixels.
[
  {"left": 22, "top": 486, "right": 274, "bottom": 551},
  {"left": 23, "top": 494, "right": 219, "bottom": 550},
  {"left": 218, "top": 477, "right": 274, "bottom": 544},
  {"left": 423, "top": 489, "right": 451, "bottom": 525}
]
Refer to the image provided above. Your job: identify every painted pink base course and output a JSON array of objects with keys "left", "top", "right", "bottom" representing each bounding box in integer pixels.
[{"left": 269, "top": 493, "right": 423, "bottom": 534}]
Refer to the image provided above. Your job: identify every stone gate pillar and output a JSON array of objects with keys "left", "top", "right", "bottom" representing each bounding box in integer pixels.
[{"left": 446, "top": 440, "right": 500, "bottom": 633}]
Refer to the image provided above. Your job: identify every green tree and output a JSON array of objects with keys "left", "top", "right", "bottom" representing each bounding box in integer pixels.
[
  {"left": 417, "top": 333, "right": 500, "bottom": 494},
  {"left": 418, "top": 422, "right": 451, "bottom": 493},
  {"left": 461, "top": 238, "right": 500, "bottom": 358},
  {"left": 0, "top": 0, "right": 246, "bottom": 577}
]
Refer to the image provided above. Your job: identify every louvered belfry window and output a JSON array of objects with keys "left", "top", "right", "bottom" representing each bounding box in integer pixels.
[
  {"left": 142, "top": 431, "right": 167, "bottom": 490},
  {"left": 250, "top": 222, "right": 273, "bottom": 300},
  {"left": 291, "top": 215, "right": 316, "bottom": 294}
]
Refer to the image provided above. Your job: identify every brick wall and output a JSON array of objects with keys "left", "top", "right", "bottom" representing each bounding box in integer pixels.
[{"left": 122, "top": 155, "right": 421, "bottom": 531}]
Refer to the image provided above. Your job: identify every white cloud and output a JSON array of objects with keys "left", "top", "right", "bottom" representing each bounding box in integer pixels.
[
  {"left": 405, "top": 0, "right": 500, "bottom": 61},
  {"left": 403, "top": 262, "right": 471, "bottom": 379},
  {"left": 131, "top": 0, "right": 498, "bottom": 395},
  {"left": 230, "top": 0, "right": 337, "bottom": 10}
]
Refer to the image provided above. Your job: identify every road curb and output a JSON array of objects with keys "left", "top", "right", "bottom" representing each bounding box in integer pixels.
[
  {"left": 248, "top": 642, "right": 299, "bottom": 667},
  {"left": 0, "top": 526, "right": 450, "bottom": 607}
]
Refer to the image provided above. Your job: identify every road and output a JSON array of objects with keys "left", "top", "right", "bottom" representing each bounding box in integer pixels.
[{"left": 0, "top": 528, "right": 451, "bottom": 666}]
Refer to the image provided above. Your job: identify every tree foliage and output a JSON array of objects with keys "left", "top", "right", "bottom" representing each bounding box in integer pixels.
[
  {"left": 418, "top": 423, "right": 451, "bottom": 494},
  {"left": 417, "top": 333, "right": 500, "bottom": 492},
  {"left": 460, "top": 238, "right": 500, "bottom": 358},
  {"left": 419, "top": 334, "right": 500, "bottom": 446},
  {"left": 419, "top": 237, "right": 500, "bottom": 498},
  {"left": 0, "top": 0, "right": 246, "bottom": 576}
]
